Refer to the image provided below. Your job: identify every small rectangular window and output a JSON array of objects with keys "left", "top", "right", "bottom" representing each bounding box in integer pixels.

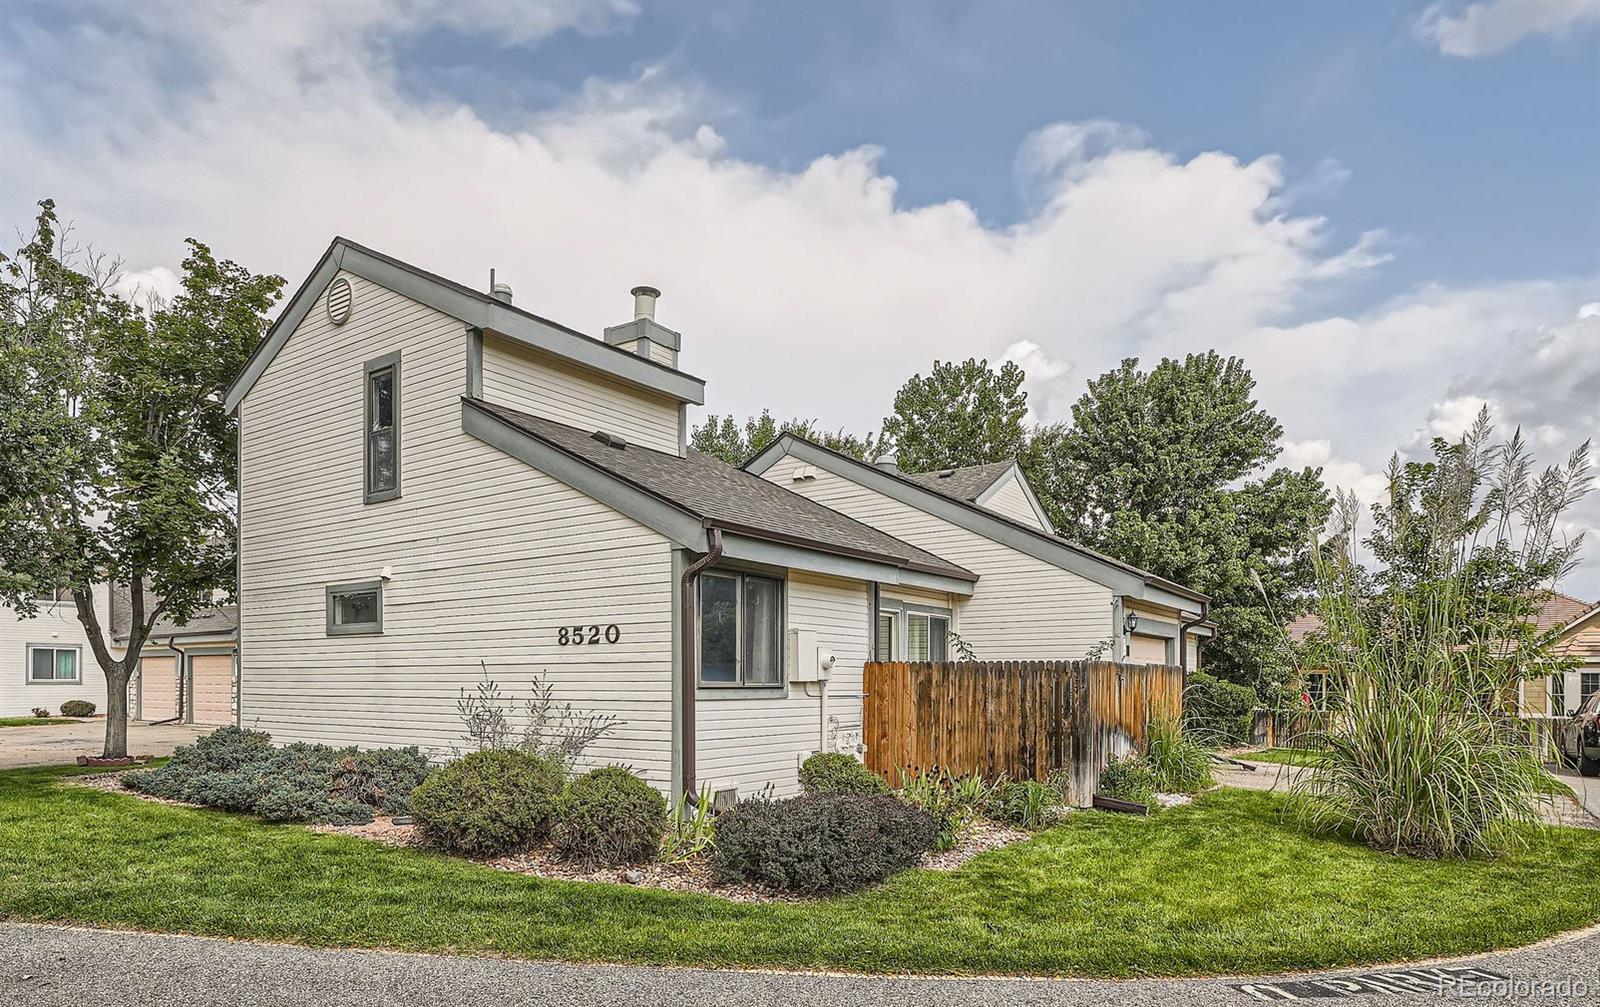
[
  {"left": 364, "top": 353, "right": 401, "bottom": 503},
  {"left": 1583, "top": 672, "right": 1600, "bottom": 707},
  {"left": 1551, "top": 674, "right": 1566, "bottom": 716},
  {"left": 327, "top": 581, "right": 383, "bottom": 636},
  {"left": 875, "top": 612, "right": 895, "bottom": 662},
  {"left": 26, "top": 645, "right": 80, "bottom": 683},
  {"left": 929, "top": 616, "right": 950, "bottom": 661},
  {"left": 698, "top": 571, "right": 783, "bottom": 688}
]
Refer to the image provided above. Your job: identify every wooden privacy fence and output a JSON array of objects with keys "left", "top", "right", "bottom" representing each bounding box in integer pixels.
[{"left": 863, "top": 660, "right": 1185, "bottom": 805}]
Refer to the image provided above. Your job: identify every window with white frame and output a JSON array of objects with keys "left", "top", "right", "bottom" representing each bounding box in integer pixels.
[
  {"left": 875, "top": 612, "right": 895, "bottom": 662},
  {"left": 1551, "top": 673, "right": 1566, "bottom": 716},
  {"left": 1583, "top": 671, "right": 1600, "bottom": 707},
  {"left": 27, "top": 645, "right": 80, "bottom": 684},
  {"left": 699, "top": 571, "right": 783, "bottom": 687},
  {"left": 364, "top": 352, "right": 401, "bottom": 503},
  {"left": 326, "top": 581, "right": 383, "bottom": 636}
]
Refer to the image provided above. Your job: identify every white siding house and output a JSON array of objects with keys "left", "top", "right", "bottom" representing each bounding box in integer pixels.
[
  {"left": 0, "top": 586, "right": 113, "bottom": 717},
  {"left": 225, "top": 237, "right": 1209, "bottom": 800}
]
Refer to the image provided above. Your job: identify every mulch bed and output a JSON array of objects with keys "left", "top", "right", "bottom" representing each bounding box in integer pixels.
[{"left": 62, "top": 772, "right": 1039, "bottom": 902}]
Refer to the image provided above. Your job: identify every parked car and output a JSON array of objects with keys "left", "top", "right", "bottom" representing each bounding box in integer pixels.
[{"left": 1558, "top": 691, "right": 1600, "bottom": 777}]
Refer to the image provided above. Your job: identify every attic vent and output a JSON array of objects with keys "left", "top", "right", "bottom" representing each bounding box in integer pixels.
[
  {"left": 792, "top": 464, "right": 818, "bottom": 482},
  {"left": 591, "top": 430, "right": 628, "bottom": 450},
  {"left": 326, "top": 277, "right": 353, "bottom": 326},
  {"left": 937, "top": 469, "right": 956, "bottom": 478}
]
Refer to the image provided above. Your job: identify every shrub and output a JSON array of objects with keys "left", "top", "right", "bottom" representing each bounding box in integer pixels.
[
  {"left": 30, "top": 708, "right": 49, "bottom": 718},
  {"left": 1184, "top": 671, "right": 1256, "bottom": 746},
  {"left": 410, "top": 749, "right": 564, "bottom": 856},
  {"left": 1098, "top": 754, "right": 1155, "bottom": 805},
  {"left": 551, "top": 766, "right": 667, "bottom": 867},
  {"left": 661, "top": 785, "right": 717, "bottom": 865},
  {"left": 798, "top": 752, "right": 888, "bottom": 796},
  {"left": 713, "top": 792, "right": 938, "bottom": 894},
  {"left": 59, "top": 700, "right": 96, "bottom": 718},
  {"left": 895, "top": 768, "right": 990, "bottom": 851},
  {"left": 987, "top": 778, "right": 1060, "bottom": 829},
  {"left": 123, "top": 726, "right": 429, "bottom": 826},
  {"left": 1146, "top": 713, "right": 1215, "bottom": 794}
]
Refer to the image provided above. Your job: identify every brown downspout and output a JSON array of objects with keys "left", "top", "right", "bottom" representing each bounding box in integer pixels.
[
  {"left": 679, "top": 527, "right": 724, "bottom": 801},
  {"left": 1178, "top": 601, "right": 1210, "bottom": 679},
  {"left": 148, "top": 635, "right": 190, "bottom": 726}
]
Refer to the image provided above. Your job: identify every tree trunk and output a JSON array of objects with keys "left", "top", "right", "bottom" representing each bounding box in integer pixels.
[{"left": 102, "top": 665, "right": 131, "bottom": 759}]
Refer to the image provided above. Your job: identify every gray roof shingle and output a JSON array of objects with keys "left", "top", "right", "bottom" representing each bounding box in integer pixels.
[
  {"left": 469, "top": 399, "right": 976, "bottom": 582},
  {"left": 905, "top": 460, "right": 1016, "bottom": 503}
]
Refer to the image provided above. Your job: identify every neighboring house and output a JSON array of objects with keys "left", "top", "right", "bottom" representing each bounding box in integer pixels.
[
  {"left": 0, "top": 587, "right": 113, "bottom": 717},
  {"left": 1521, "top": 593, "right": 1600, "bottom": 718},
  {"left": 223, "top": 237, "right": 1210, "bottom": 801},
  {"left": 1287, "top": 593, "right": 1600, "bottom": 718},
  {"left": 110, "top": 585, "right": 239, "bottom": 726}
]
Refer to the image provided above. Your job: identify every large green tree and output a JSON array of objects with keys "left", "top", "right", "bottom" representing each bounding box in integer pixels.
[
  {"left": 0, "top": 201, "right": 282, "bottom": 756},
  {"left": 689, "top": 410, "right": 885, "bottom": 466},
  {"left": 1050, "top": 353, "right": 1332, "bottom": 696},
  {"left": 880, "top": 358, "right": 1028, "bottom": 472}
]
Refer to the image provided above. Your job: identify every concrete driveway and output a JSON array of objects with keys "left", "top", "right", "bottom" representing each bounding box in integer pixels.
[
  {"left": 1552, "top": 762, "right": 1600, "bottom": 821},
  {"left": 0, "top": 720, "right": 206, "bottom": 768},
  {"left": 2, "top": 920, "right": 1597, "bottom": 1006}
]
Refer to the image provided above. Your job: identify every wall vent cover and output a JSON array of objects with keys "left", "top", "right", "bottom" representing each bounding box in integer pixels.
[{"left": 326, "top": 277, "right": 354, "bottom": 325}]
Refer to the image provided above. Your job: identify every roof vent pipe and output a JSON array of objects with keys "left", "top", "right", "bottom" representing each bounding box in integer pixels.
[
  {"left": 631, "top": 285, "right": 660, "bottom": 321},
  {"left": 489, "top": 268, "right": 513, "bottom": 304}
]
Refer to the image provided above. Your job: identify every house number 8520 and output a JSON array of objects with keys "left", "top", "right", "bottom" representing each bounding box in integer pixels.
[{"left": 558, "top": 624, "right": 621, "bottom": 645}]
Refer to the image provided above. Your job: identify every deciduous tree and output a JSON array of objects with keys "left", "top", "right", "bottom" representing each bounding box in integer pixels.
[{"left": 0, "top": 201, "right": 282, "bottom": 757}]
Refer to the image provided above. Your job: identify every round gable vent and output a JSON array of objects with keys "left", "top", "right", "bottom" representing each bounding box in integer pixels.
[{"left": 326, "top": 277, "right": 353, "bottom": 325}]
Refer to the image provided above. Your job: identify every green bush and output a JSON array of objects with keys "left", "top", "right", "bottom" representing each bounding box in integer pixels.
[
  {"left": 1184, "top": 671, "right": 1256, "bottom": 745},
  {"left": 713, "top": 792, "right": 938, "bottom": 894},
  {"left": 987, "top": 778, "right": 1059, "bottom": 829},
  {"left": 1146, "top": 714, "right": 1215, "bottom": 794},
  {"left": 410, "top": 749, "right": 564, "bottom": 856},
  {"left": 123, "top": 726, "right": 429, "bottom": 826},
  {"left": 551, "top": 766, "right": 667, "bottom": 867},
  {"left": 1098, "top": 754, "right": 1156, "bottom": 805},
  {"left": 59, "top": 700, "right": 96, "bottom": 718},
  {"left": 895, "top": 768, "right": 990, "bottom": 851},
  {"left": 798, "top": 752, "right": 888, "bottom": 796}
]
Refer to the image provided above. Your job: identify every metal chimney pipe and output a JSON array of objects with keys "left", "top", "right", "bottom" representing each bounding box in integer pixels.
[{"left": 631, "top": 285, "right": 661, "bottom": 321}]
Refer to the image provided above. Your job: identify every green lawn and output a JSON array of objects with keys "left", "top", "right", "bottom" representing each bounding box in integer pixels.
[
  {"left": 1239, "top": 747, "right": 1323, "bottom": 767},
  {"left": 2, "top": 765, "right": 1598, "bottom": 978},
  {"left": 0, "top": 717, "right": 77, "bottom": 727}
]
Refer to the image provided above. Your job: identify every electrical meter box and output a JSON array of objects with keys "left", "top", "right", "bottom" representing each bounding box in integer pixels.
[{"left": 788, "top": 629, "right": 834, "bottom": 682}]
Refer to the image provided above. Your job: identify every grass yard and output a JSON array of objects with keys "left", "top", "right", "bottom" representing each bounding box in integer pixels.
[
  {"left": 0, "top": 717, "right": 77, "bottom": 727},
  {"left": 1239, "top": 747, "right": 1322, "bottom": 767},
  {"left": 2, "top": 765, "right": 1599, "bottom": 978}
]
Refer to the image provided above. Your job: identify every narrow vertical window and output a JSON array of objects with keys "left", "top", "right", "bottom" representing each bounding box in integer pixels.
[
  {"left": 364, "top": 352, "right": 401, "bottom": 503},
  {"left": 929, "top": 616, "right": 950, "bottom": 661},
  {"left": 875, "top": 612, "right": 895, "bottom": 662},
  {"left": 1551, "top": 674, "right": 1566, "bottom": 717},
  {"left": 907, "top": 614, "right": 931, "bottom": 661}
]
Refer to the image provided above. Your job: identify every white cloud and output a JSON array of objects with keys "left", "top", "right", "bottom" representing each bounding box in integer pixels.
[
  {"left": 1279, "top": 438, "right": 1389, "bottom": 513},
  {"left": 0, "top": 2, "right": 1594, "bottom": 593},
  {"left": 1415, "top": 0, "right": 1600, "bottom": 57}
]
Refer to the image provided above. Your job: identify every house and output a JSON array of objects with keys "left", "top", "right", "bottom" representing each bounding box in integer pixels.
[
  {"left": 0, "top": 587, "right": 112, "bottom": 717},
  {"left": 223, "top": 237, "right": 1211, "bottom": 801},
  {"left": 1286, "top": 592, "right": 1600, "bottom": 718},
  {"left": 1520, "top": 592, "right": 1600, "bottom": 718},
  {"left": 1, "top": 582, "right": 238, "bottom": 723}
]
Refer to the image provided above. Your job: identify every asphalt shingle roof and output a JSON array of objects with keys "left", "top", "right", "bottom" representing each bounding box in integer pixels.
[
  {"left": 469, "top": 399, "right": 976, "bottom": 582},
  {"left": 904, "top": 461, "right": 1016, "bottom": 503}
]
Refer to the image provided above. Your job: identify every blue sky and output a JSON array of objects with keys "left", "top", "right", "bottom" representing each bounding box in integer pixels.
[
  {"left": 1, "top": 0, "right": 1598, "bottom": 592},
  {"left": 401, "top": 0, "right": 1598, "bottom": 302}
]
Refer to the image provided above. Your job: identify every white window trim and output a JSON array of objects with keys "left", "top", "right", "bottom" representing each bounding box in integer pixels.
[
  {"left": 25, "top": 643, "right": 82, "bottom": 685},
  {"left": 876, "top": 598, "right": 953, "bottom": 662},
  {"left": 696, "top": 570, "right": 786, "bottom": 690}
]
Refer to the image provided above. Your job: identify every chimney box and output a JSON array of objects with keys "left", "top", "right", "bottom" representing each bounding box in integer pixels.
[{"left": 605, "top": 284, "right": 681, "bottom": 369}]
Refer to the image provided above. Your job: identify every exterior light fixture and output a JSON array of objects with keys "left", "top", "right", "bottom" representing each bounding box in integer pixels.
[{"left": 1123, "top": 613, "right": 1140, "bottom": 635}]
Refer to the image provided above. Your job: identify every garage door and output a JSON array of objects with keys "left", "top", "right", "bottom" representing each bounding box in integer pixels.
[
  {"left": 190, "top": 654, "right": 234, "bottom": 726},
  {"left": 1128, "top": 633, "right": 1171, "bottom": 666},
  {"left": 138, "top": 655, "right": 180, "bottom": 721}
]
